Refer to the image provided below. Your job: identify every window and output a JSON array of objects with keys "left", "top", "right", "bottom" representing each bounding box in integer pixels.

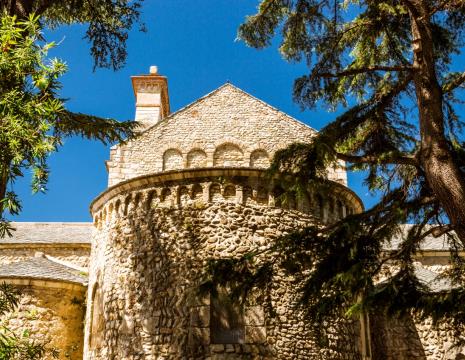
[{"left": 210, "top": 293, "right": 245, "bottom": 344}]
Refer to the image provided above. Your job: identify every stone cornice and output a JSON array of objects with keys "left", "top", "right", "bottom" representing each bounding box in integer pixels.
[{"left": 90, "top": 167, "right": 364, "bottom": 214}]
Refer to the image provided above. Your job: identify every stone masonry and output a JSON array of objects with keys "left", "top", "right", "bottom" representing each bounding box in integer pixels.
[{"left": 0, "top": 68, "right": 463, "bottom": 360}]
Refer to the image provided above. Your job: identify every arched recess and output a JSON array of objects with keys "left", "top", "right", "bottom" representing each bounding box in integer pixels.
[
  {"left": 163, "top": 149, "right": 183, "bottom": 171},
  {"left": 114, "top": 199, "right": 121, "bottom": 216},
  {"left": 315, "top": 194, "right": 325, "bottom": 221},
  {"left": 146, "top": 190, "right": 159, "bottom": 209},
  {"left": 223, "top": 185, "right": 236, "bottom": 201},
  {"left": 272, "top": 186, "right": 285, "bottom": 207},
  {"left": 161, "top": 188, "right": 173, "bottom": 206},
  {"left": 243, "top": 186, "right": 252, "bottom": 205},
  {"left": 299, "top": 192, "right": 311, "bottom": 213},
  {"left": 89, "top": 282, "right": 104, "bottom": 350},
  {"left": 337, "top": 200, "right": 345, "bottom": 219},
  {"left": 187, "top": 149, "right": 207, "bottom": 168},
  {"left": 256, "top": 187, "right": 268, "bottom": 205},
  {"left": 192, "top": 184, "right": 203, "bottom": 200},
  {"left": 250, "top": 149, "right": 270, "bottom": 168},
  {"left": 179, "top": 186, "right": 190, "bottom": 206},
  {"left": 329, "top": 197, "right": 335, "bottom": 218},
  {"left": 209, "top": 184, "right": 222, "bottom": 202},
  {"left": 123, "top": 195, "right": 131, "bottom": 216},
  {"left": 213, "top": 143, "right": 244, "bottom": 167}
]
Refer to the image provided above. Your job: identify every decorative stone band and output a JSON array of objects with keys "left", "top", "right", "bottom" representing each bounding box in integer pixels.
[{"left": 90, "top": 167, "right": 363, "bottom": 226}]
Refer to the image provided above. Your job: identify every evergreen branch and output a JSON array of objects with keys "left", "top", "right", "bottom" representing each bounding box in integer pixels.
[
  {"left": 442, "top": 71, "right": 465, "bottom": 93},
  {"left": 318, "top": 65, "right": 413, "bottom": 78},
  {"left": 336, "top": 152, "right": 418, "bottom": 167},
  {"left": 427, "top": 0, "right": 465, "bottom": 18},
  {"left": 399, "top": 0, "right": 421, "bottom": 17},
  {"left": 55, "top": 111, "right": 139, "bottom": 145},
  {"left": 422, "top": 224, "right": 454, "bottom": 239}
]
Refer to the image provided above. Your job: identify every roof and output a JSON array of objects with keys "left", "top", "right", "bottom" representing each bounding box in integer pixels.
[
  {"left": 413, "top": 263, "right": 454, "bottom": 292},
  {"left": 385, "top": 224, "right": 453, "bottom": 252},
  {"left": 2, "top": 222, "right": 92, "bottom": 245},
  {"left": 0, "top": 256, "right": 87, "bottom": 285}
]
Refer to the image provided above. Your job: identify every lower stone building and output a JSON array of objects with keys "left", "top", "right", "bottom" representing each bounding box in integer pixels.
[{"left": 1, "top": 68, "right": 463, "bottom": 359}]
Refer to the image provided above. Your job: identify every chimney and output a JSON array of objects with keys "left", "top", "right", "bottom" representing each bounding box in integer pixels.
[{"left": 131, "top": 66, "right": 170, "bottom": 128}]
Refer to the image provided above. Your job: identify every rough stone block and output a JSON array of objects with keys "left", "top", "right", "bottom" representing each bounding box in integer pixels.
[
  {"left": 188, "top": 327, "right": 210, "bottom": 346},
  {"left": 245, "top": 326, "right": 266, "bottom": 344},
  {"left": 245, "top": 306, "right": 265, "bottom": 326},
  {"left": 190, "top": 306, "right": 210, "bottom": 327}
]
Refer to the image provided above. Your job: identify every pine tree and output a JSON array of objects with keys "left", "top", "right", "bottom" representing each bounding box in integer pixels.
[
  {"left": 0, "top": 14, "right": 137, "bottom": 237},
  {"left": 202, "top": 0, "right": 465, "bottom": 331},
  {"left": 1, "top": 0, "right": 144, "bottom": 70}
]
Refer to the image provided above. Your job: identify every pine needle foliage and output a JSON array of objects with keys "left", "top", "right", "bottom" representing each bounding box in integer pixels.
[
  {"left": 1, "top": 0, "right": 145, "bottom": 70},
  {"left": 201, "top": 0, "right": 465, "bottom": 335},
  {"left": 0, "top": 14, "right": 137, "bottom": 237}
]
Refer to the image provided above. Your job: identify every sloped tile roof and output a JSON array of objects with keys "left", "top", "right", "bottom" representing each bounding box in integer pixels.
[
  {"left": 413, "top": 263, "right": 454, "bottom": 292},
  {"left": 0, "top": 257, "right": 87, "bottom": 285},
  {"left": 2, "top": 222, "right": 92, "bottom": 245},
  {"left": 385, "top": 224, "right": 453, "bottom": 252}
]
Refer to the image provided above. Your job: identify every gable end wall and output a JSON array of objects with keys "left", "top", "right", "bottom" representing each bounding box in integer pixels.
[{"left": 107, "top": 85, "right": 346, "bottom": 187}]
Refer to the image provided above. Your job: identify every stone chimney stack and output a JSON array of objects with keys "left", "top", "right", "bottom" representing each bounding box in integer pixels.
[{"left": 131, "top": 66, "right": 170, "bottom": 128}]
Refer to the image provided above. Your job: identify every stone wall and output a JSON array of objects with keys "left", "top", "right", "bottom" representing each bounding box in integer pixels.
[
  {"left": 86, "top": 173, "right": 362, "bottom": 359},
  {"left": 107, "top": 84, "right": 347, "bottom": 187},
  {"left": 0, "top": 245, "right": 90, "bottom": 269},
  {"left": 1, "top": 284, "right": 86, "bottom": 360},
  {"left": 371, "top": 314, "right": 465, "bottom": 360}
]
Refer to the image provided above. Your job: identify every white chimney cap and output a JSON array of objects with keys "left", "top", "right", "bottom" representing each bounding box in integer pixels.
[{"left": 149, "top": 65, "right": 158, "bottom": 75}]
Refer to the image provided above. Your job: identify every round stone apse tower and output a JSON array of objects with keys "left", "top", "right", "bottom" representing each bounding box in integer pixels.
[{"left": 84, "top": 68, "right": 364, "bottom": 360}]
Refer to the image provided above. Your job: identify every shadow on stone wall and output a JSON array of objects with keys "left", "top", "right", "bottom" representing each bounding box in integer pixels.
[
  {"left": 371, "top": 314, "right": 427, "bottom": 360},
  {"left": 94, "top": 202, "right": 364, "bottom": 359}
]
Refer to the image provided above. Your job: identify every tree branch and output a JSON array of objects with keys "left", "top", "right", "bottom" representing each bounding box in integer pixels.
[
  {"left": 442, "top": 71, "right": 465, "bottom": 93},
  {"left": 318, "top": 65, "right": 413, "bottom": 78},
  {"left": 427, "top": 0, "right": 465, "bottom": 18},
  {"left": 336, "top": 152, "right": 419, "bottom": 167},
  {"left": 423, "top": 224, "right": 454, "bottom": 238}
]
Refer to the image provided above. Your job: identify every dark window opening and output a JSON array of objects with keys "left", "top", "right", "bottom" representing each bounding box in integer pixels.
[{"left": 210, "top": 293, "right": 245, "bottom": 344}]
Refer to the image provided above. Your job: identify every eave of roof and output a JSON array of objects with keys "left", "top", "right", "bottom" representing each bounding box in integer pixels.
[
  {"left": 4, "top": 222, "right": 92, "bottom": 245},
  {"left": 0, "top": 256, "right": 87, "bottom": 286}
]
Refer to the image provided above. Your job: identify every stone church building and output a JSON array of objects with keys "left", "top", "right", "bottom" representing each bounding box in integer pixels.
[{"left": 0, "top": 67, "right": 462, "bottom": 359}]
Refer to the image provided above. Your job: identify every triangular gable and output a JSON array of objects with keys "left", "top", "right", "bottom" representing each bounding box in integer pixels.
[{"left": 142, "top": 82, "right": 317, "bottom": 134}]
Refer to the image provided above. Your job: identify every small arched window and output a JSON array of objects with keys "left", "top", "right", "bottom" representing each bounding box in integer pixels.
[
  {"left": 249, "top": 149, "right": 270, "bottom": 168},
  {"left": 163, "top": 148, "right": 183, "bottom": 171},
  {"left": 213, "top": 143, "right": 243, "bottom": 167},
  {"left": 187, "top": 149, "right": 207, "bottom": 168}
]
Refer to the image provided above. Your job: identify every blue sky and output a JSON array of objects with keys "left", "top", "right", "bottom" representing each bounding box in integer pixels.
[{"left": 13, "top": 0, "right": 374, "bottom": 222}]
